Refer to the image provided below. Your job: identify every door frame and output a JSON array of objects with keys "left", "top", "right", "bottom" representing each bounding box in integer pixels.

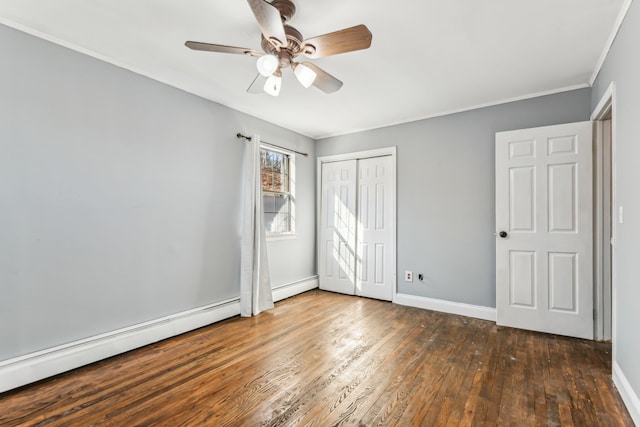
[
  {"left": 317, "top": 147, "right": 397, "bottom": 301},
  {"left": 591, "top": 81, "right": 617, "bottom": 345}
]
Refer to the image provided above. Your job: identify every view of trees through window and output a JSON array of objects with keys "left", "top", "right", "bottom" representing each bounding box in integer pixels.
[{"left": 261, "top": 148, "right": 291, "bottom": 234}]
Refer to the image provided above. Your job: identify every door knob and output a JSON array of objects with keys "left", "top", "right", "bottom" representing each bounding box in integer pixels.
[{"left": 498, "top": 231, "right": 508, "bottom": 238}]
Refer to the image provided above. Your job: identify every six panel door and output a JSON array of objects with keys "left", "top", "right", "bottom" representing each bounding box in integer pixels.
[
  {"left": 357, "top": 156, "right": 394, "bottom": 301},
  {"left": 495, "top": 122, "right": 593, "bottom": 339},
  {"left": 319, "top": 160, "right": 357, "bottom": 295}
]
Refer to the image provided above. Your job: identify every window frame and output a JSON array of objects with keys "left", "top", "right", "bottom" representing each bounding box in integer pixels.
[{"left": 260, "top": 144, "right": 296, "bottom": 240}]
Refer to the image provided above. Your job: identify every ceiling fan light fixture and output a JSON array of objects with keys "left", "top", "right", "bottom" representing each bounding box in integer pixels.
[
  {"left": 263, "top": 75, "right": 282, "bottom": 96},
  {"left": 294, "top": 63, "right": 317, "bottom": 88},
  {"left": 256, "top": 54, "right": 279, "bottom": 76},
  {"left": 186, "top": 0, "right": 370, "bottom": 96}
]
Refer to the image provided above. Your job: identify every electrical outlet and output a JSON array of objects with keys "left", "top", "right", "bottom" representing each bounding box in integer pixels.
[
  {"left": 405, "top": 271, "right": 413, "bottom": 282},
  {"left": 418, "top": 273, "right": 424, "bottom": 281}
]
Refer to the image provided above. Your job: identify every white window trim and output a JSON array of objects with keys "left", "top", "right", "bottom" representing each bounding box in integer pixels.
[{"left": 260, "top": 143, "right": 296, "bottom": 240}]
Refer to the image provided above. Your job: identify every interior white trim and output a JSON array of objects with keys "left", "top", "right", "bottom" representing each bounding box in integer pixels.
[
  {"left": 0, "top": 17, "right": 313, "bottom": 140},
  {"left": 591, "top": 81, "right": 616, "bottom": 342},
  {"left": 591, "top": 82, "right": 618, "bottom": 355},
  {"left": 272, "top": 276, "right": 319, "bottom": 302},
  {"left": 591, "top": 82, "right": 616, "bottom": 121},
  {"left": 0, "top": 17, "right": 220, "bottom": 120},
  {"left": 613, "top": 362, "right": 640, "bottom": 424},
  {"left": 589, "top": 0, "right": 634, "bottom": 86},
  {"left": 592, "top": 119, "right": 611, "bottom": 341},
  {"left": 0, "top": 275, "right": 318, "bottom": 393},
  {"left": 317, "top": 147, "right": 397, "bottom": 164},
  {"left": 0, "top": 298, "right": 240, "bottom": 393},
  {"left": 393, "top": 293, "right": 497, "bottom": 322},
  {"left": 316, "top": 83, "right": 590, "bottom": 140},
  {"left": 0, "top": 17, "right": 596, "bottom": 142}
]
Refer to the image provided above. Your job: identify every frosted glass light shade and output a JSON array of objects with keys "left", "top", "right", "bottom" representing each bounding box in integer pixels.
[
  {"left": 256, "top": 55, "right": 279, "bottom": 77},
  {"left": 264, "top": 75, "right": 282, "bottom": 96},
  {"left": 294, "top": 64, "right": 317, "bottom": 88}
]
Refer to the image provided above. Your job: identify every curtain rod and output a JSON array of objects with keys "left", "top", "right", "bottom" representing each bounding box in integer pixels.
[{"left": 236, "top": 133, "right": 308, "bottom": 157}]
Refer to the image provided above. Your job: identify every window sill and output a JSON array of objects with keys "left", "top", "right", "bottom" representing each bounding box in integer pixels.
[{"left": 266, "top": 233, "right": 297, "bottom": 242}]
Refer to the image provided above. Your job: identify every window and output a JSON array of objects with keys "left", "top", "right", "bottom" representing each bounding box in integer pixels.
[{"left": 261, "top": 146, "right": 295, "bottom": 235}]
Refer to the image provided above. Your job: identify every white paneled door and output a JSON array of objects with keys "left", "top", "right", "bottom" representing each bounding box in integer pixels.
[
  {"left": 496, "top": 122, "right": 593, "bottom": 339},
  {"left": 319, "top": 160, "right": 357, "bottom": 295},
  {"left": 357, "top": 156, "right": 394, "bottom": 301},
  {"left": 319, "top": 154, "right": 395, "bottom": 301}
]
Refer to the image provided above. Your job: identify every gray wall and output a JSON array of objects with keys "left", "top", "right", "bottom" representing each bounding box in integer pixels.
[
  {"left": 317, "top": 88, "right": 591, "bottom": 308},
  {"left": 591, "top": 0, "right": 640, "bottom": 411},
  {"left": 0, "top": 24, "right": 316, "bottom": 361}
]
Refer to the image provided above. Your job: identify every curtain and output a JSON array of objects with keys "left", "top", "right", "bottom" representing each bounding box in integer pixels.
[{"left": 240, "top": 135, "right": 274, "bottom": 317}]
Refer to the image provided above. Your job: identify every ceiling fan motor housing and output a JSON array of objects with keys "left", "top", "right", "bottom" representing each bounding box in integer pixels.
[
  {"left": 261, "top": 24, "right": 307, "bottom": 68},
  {"left": 270, "top": 0, "right": 296, "bottom": 22}
]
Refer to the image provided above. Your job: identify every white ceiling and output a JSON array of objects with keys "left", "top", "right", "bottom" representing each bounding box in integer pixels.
[{"left": 0, "top": 0, "right": 626, "bottom": 139}]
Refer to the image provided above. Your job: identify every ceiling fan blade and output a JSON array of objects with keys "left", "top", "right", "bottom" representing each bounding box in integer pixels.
[
  {"left": 246, "top": 0, "right": 287, "bottom": 47},
  {"left": 247, "top": 74, "right": 267, "bottom": 94},
  {"left": 302, "top": 24, "right": 372, "bottom": 59},
  {"left": 185, "top": 41, "right": 262, "bottom": 57},
  {"left": 299, "top": 62, "right": 343, "bottom": 94}
]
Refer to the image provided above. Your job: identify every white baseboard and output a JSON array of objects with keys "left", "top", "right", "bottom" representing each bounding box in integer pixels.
[
  {"left": 0, "top": 276, "right": 318, "bottom": 394},
  {"left": 0, "top": 299, "right": 241, "bottom": 394},
  {"left": 272, "top": 276, "right": 318, "bottom": 302},
  {"left": 613, "top": 361, "right": 640, "bottom": 425},
  {"left": 393, "top": 293, "right": 497, "bottom": 322}
]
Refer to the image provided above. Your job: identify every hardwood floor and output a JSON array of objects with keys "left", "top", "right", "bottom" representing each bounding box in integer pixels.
[{"left": 0, "top": 290, "right": 633, "bottom": 426}]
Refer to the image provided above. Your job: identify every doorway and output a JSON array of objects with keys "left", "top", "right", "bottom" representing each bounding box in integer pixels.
[
  {"left": 495, "top": 87, "right": 616, "bottom": 342},
  {"left": 592, "top": 83, "right": 616, "bottom": 342}
]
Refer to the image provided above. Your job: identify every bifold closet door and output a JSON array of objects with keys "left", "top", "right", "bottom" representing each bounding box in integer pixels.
[
  {"left": 319, "top": 160, "right": 357, "bottom": 295},
  {"left": 319, "top": 156, "right": 394, "bottom": 301},
  {"left": 356, "top": 156, "right": 393, "bottom": 301}
]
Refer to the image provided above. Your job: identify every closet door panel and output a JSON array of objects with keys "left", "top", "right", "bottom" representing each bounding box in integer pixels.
[
  {"left": 357, "top": 156, "right": 394, "bottom": 301},
  {"left": 319, "top": 160, "right": 357, "bottom": 295}
]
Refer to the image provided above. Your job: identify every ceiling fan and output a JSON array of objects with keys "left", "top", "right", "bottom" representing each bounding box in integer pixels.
[{"left": 185, "top": 0, "right": 372, "bottom": 96}]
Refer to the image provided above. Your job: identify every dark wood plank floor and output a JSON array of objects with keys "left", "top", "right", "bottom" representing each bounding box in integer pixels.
[{"left": 0, "top": 290, "right": 633, "bottom": 426}]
